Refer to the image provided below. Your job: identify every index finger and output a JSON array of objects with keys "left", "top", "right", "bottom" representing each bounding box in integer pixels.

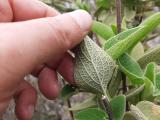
[{"left": 1, "top": 0, "right": 59, "bottom": 22}]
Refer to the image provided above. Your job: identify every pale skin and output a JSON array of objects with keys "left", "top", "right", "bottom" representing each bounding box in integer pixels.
[{"left": 0, "top": 0, "right": 92, "bottom": 120}]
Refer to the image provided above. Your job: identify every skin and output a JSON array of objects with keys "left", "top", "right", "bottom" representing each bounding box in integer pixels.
[{"left": 0, "top": 0, "right": 92, "bottom": 120}]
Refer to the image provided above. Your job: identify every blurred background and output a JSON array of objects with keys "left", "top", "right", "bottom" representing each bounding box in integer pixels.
[{"left": 1, "top": 0, "right": 160, "bottom": 120}]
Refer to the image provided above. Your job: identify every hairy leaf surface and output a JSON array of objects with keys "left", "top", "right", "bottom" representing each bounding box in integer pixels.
[{"left": 74, "top": 37, "right": 116, "bottom": 95}]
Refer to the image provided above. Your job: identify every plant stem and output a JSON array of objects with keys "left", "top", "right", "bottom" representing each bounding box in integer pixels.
[
  {"left": 102, "top": 96, "right": 113, "bottom": 120},
  {"left": 115, "top": 0, "right": 122, "bottom": 33},
  {"left": 115, "top": 0, "right": 130, "bottom": 111},
  {"left": 62, "top": 79, "right": 74, "bottom": 120}
]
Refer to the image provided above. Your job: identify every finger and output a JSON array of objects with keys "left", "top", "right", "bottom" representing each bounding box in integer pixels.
[
  {"left": 0, "top": 10, "right": 92, "bottom": 103},
  {"left": 0, "top": 0, "right": 59, "bottom": 22},
  {"left": 0, "top": 0, "right": 13, "bottom": 22},
  {"left": 38, "top": 67, "right": 59, "bottom": 100},
  {"left": 46, "top": 53, "right": 75, "bottom": 85},
  {"left": 0, "top": 10, "right": 92, "bottom": 77},
  {"left": 57, "top": 53, "right": 75, "bottom": 85},
  {"left": 14, "top": 80, "right": 37, "bottom": 120}
]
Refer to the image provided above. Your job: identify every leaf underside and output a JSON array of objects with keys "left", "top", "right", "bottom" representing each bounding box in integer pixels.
[{"left": 74, "top": 36, "right": 116, "bottom": 95}]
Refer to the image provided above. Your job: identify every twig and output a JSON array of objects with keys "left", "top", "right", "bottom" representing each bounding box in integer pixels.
[
  {"left": 115, "top": 0, "right": 130, "bottom": 111},
  {"left": 115, "top": 0, "right": 122, "bottom": 33},
  {"left": 102, "top": 96, "right": 113, "bottom": 120}
]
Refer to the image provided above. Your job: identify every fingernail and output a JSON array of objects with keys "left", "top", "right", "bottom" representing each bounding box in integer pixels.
[{"left": 68, "top": 10, "right": 92, "bottom": 36}]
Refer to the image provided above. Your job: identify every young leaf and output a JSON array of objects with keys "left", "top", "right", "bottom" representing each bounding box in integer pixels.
[
  {"left": 130, "top": 42, "right": 144, "bottom": 60},
  {"left": 118, "top": 53, "right": 144, "bottom": 85},
  {"left": 110, "top": 95, "right": 126, "bottom": 120},
  {"left": 107, "top": 12, "right": 160, "bottom": 60},
  {"left": 92, "top": 21, "right": 115, "bottom": 40},
  {"left": 104, "top": 27, "right": 140, "bottom": 50},
  {"left": 137, "top": 101, "right": 160, "bottom": 120},
  {"left": 144, "top": 62, "right": 155, "bottom": 83},
  {"left": 138, "top": 45, "right": 160, "bottom": 68},
  {"left": 75, "top": 108, "right": 107, "bottom": 120},
  {"left": 126, "top": 84, "right": 145, "bottom": 100},
  {"left": 123, "top": 105, "right": 148, "bottom": 120},
  {"left": 61, "top": 84, "right": 77, "bottom": 100},
  {"left": 69, "top": 95, "right": 97, "bottom": 111},
  {"left": 141, "top": 78, "right": 154, "bottom": 101},
  {"left": 74, "top": 36, "right": 116, "bottom": 95}
]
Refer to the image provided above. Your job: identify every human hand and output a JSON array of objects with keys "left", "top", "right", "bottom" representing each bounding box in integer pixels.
[{"left": 0, "top": 0, "right": 92, "bottom": 119}]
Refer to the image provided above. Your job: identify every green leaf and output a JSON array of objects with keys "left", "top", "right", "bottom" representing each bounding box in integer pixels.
[
  {"left": 155, "top": 72, "right": 160, "bottom": 90},
  {"left": 108, "top": 69, "right": 121, "bottom": 97},
  {"left": 92, "top": 21, "right": 115, "bottom": 41},
  {"left": 123, "top": 105, "right": 148, "bottom": 120},
  {"left": 138, "top": 45, "right": 160, "bottom": 68},
  {"left": 74, "top": 36, "right": 116, "bottom": 95},
  {"left": 137, "top": 101, "right": 160, "bottom": 120},
  {"left": 104, "top": 27, "right": 140, "bottom": 50},
  {"left": 144, "top": 62, "right": 155, "bottom": 82},
  {"left": 118, "top": 53, "right": 144, "bottom": 85},
  {"left": 110, "top": 95, "right": 126, "bottom": 120},
  {"left": 75, "top": 108, "right": 107, "bottom": 120},
  {"left": 126, "top": 84, "right": 145, "bottom": 100},
  {"left": 61, "top": 84, "right": 77, "bottom": 100},
  {"left": 69, "top": 95, "right": 97, "bottom": 111},
  {"left": 107, "top": 12, "right": 160, "bottom": 60},
  {"left": 141, "top": 78, "right": 154, "bottom": 100},
  {"left": 130, "top": 42, "right": 144, "bottom": 60}
]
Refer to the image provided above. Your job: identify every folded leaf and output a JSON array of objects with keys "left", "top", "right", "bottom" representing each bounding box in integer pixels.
[
  {"left": 107, "top": 12, "right": 160, "bottom": 60},
  {"left": 74, "top": 36, "right": 116, "bottom": 96},
  {"left": 110, "top": 95, "right": 126, "bottom": 120},
  {"left": 138, "top": 45, "right": 160, "bottom": 68},
  {"left": 104, "top": 27, "right": 140, "bottom": 50},
  {"left": 118, "top": 53, "right": 144, "bottom": 85},
  {"left": 75, "top": 108, "right": 107, "bottom": 120},
  {"left": 92, "top": 21, "right": 115, "bottom": 40},
  {"left": 141, "top": 78, "right": 154, "bottom": 101},
  {"left": 144, "top": 62, "right": 155, "bottom": 83},
  {"left": 137, "top": 101, "right": 160, "bottom": 120}
]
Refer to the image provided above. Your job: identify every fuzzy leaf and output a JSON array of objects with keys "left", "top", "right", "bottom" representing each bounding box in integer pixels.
[
  {"left": 110, "top": 95, "right": 126, "bottom": 120},
  {"left": 138, "top": 45, "right": 160, "bottom": 68},
  {"left": 92, "top": 21, "right": 115, "bottom": 40},
  {"left": 126, "top": 84, "right": 145, "bottom": 100},
  {"left": 118, "top": 53, "right": 144, "bottom": 85},
  {"left": 75, "top": 108, "right": 107, "bottom": 120},
  {"left": 61, "top": 84, "right": 77, "bottom": 100},
  {"left": 74, "top": 37, "right": 116, "bottom": 95},
  {"left": 130, "top": 42, "right": 144, "bottom": 60},
  {"left": 141, "top": 78, "right": 154, "bottom": 101},
  {"left": 137, "top": 101, "right": 160, "bottom": 120},
  {"left": 123, "top": 105, "right": 148, "bottom": 120},
  {"left": 107, "top": 12, "right": 160, "bottom": 60},
  {"left": 156, "top": 72, "right": 160, "bottom": 90},
  {"left": 69, "top": 95, "right": 97, "bottom": 111},
  {"left": 144, "top": 62, "right": 155, "bottom": 83},
  {"left": 104, "top": 27, "right": 140, "bottom": 50}
]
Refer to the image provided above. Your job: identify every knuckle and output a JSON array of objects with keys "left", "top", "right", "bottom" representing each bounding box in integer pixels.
[{"left": 46, "top": 18, "right": 73, "bottom": 50}]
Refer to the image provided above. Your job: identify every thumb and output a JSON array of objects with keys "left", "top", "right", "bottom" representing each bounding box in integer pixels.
[{"left": 0, "top": 10, "right": 92, "bottom": 76}]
